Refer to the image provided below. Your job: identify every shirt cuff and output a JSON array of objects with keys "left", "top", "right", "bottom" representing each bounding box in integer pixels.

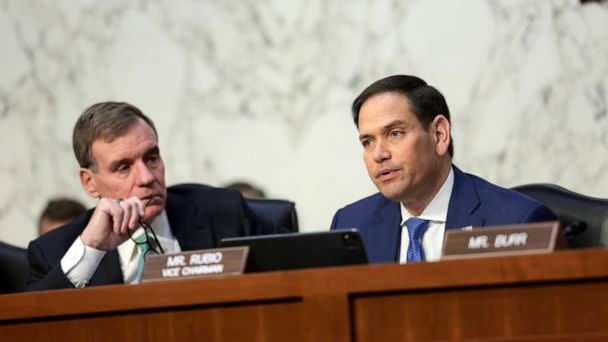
[{"left": 60, "top": 236, "right": 106, "bottom": 288}]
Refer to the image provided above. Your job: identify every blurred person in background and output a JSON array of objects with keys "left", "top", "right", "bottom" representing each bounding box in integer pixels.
[
  {"left": 224, "top": 181, "right": 266, "bottom": 199},
  {"left": 39, "top": 197, "right": 87, "bottom": 236}
]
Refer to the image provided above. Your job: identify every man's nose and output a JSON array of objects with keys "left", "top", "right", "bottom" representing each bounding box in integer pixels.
[
  {"left": 135, "top": 161, "right": 155, "bottom": 185},
  {"left": 373, "top": 140, "right": 391, "bottom": 163}
]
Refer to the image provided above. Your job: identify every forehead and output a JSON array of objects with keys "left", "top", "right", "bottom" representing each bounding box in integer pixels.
[
  {"left": 91, "top": 119, "right": 158, "bottom": 161},
  {"left": 358, "top": 92, "right": 419, "bottom": 131}
]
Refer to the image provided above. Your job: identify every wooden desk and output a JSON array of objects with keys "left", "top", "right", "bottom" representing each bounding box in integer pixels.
[{"left": 2, "top": 248, "right": 608, "bottom": 341}]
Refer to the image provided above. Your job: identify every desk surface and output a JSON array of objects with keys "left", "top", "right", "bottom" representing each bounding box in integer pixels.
[{"left": 2, "top": 248, "right": 608, "bottom": 341}]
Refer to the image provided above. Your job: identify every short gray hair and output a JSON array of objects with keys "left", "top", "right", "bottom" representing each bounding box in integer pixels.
[{"left": 72, "top": 102, "right": 158, "bottom": 171}]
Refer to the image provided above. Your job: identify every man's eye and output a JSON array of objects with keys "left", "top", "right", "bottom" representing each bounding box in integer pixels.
[
  {"left": 147, "top": 154, "right": 160, "bottom": 164},
  {"left": 389, "top": 130, "right": 404, "bottom": 138},
  {"left": 116, "top": 165, "right": 130, "bottom": 173},
  {"left": 361, "top": 139, "right": 372, "bottom": 147}
]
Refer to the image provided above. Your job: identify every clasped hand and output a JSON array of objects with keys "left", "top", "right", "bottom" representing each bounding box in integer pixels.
[{"left": 80, "top": 197, "right": 147, "bottom": 251}]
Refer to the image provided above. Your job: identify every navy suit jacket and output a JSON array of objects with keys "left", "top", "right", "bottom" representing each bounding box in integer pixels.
[
  {"left": 27, "top": 184, "right": 258, "bottom": 291},
  {"left": 330, "top": 166, "right": 557, "bottom": 263}
]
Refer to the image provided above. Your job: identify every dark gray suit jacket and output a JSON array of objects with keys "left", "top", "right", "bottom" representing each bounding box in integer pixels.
[{"left": 27, "top": 184, "right": 258, "bottom": 291}]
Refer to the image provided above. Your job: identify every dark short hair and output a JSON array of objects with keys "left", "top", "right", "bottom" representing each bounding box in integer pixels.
[
  {"left": 72, "top": 102, "right": 158, "bottom": 171},
  {"left": 39, "top": 198, "right": 87, "bottom": 225},
  {"left": 351, "top": 75, "right": 453, "bottom": 157},
  {"left": 224, "top": 181, "right": 266, "bottom": 199}
]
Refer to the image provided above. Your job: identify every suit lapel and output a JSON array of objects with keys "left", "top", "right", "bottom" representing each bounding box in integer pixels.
[
  {"left": 446, "top": 166, "right": 485, "bottom": 230},
  {"left": 166, "top": 190, "right": 216, "bottom": 251},
  {"left": 365, "top": 199, "right": 401, "bottom": 263}
]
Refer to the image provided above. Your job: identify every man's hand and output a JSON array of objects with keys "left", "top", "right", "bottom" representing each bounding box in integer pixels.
[{"left": 80, "top": 197, "right": 146, "bottom": 251}]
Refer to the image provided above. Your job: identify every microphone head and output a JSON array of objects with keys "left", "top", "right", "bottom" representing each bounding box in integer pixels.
[{"left": 563, "top": 220, "right": 588, "bottom": 238}]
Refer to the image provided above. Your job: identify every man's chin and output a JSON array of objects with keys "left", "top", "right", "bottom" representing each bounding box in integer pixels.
[
  {"left": 143, "top": 205, "right": 165, "bottom": 222},
  {"left": 377, "top": 184, "right": 406, "bottom": 202}
]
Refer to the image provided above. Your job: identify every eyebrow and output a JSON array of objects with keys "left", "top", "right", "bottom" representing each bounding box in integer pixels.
[
  {"left": 359, "top": 120, "right": 408, "bottom": 141},
  {"left": 108, "top": 145, "right": 160, "bottom": 171},
  {"left": 109, "top": 157, "right": 132, "bottom": 172},
  {"left": 144, "top": 145, "right": 161, "bottom": 157}
]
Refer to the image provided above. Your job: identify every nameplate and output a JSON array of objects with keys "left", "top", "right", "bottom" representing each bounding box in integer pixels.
[
  {"left": 141, "top": 246, "right": 249, "bottom": 283},
  {"left": 441, "top": 221, "right": 562, "bottom": 260}
]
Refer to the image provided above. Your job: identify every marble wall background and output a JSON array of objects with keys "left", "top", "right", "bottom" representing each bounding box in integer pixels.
[{"left": 0, "top": 0, "right": 606, "bottom": 247}]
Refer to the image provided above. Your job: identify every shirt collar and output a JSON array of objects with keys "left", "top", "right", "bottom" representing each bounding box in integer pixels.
[
  {"left": 400, "top": 166, "right": 454, "bottom": 224},
  {"left": 117, "top": 210, "right": 171, "bottom": 266}
]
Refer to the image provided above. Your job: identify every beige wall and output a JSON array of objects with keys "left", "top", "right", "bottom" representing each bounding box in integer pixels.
[{"left": 0, "top": 0, "right": 607, "bottom": 247}]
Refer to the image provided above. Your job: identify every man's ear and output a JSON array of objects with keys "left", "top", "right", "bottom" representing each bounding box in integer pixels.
[
  {"left": 79, "top": 168, "right": 100, "bottom": 198},
  {"left": 431, "top": 115, "right": 451, "bottom": 157}
]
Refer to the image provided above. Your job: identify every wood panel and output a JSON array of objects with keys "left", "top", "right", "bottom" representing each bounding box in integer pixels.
[
  {"left": 2, "top": 249, "right": 608, "bottom": 341},
  {"left": 352, "top": 281, "right": 608, "bottom": 341},
  {"left": 0, "top": 296, "right": 351, "bottom": 342}
]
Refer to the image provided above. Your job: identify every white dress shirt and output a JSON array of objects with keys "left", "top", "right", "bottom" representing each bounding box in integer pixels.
[
  {"left": 398, "top": 167, "right": 454, "bottom": 263},
  {"left": 61, "top": 210, "right": 180, "bottom": 287}
]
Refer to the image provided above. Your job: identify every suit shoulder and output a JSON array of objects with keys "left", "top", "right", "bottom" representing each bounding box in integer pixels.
[
  {"left": 342, "top": 192, "right": 390, "bottom": 210},
  {"left": 464, "top": 172, "right": 557, "bottom": 221},
  {"left": 336, "top": 192, "right": 392, "bottom": 213},
  {"left": 168, "top": 183, "right": 244, "bottom": 211},
  {"left": 168, "top": 183, "right": 240, "bottom": 199},
  {"left": 466, "top": 173, "right": 539, "bottom": 207},
  {"left": 332, "top": 192, "right": 398, "bottom": 230}
]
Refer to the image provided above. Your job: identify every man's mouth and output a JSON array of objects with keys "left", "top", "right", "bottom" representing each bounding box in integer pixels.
[
  {"left": 141, "top": 195, "right": 159, "bottom": 205},
  {"left": 377, "top": 169, "right": 399, "bottom": 182}
]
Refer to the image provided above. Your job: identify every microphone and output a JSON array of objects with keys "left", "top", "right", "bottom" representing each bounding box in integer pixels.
[{"left": 563, "top": 220, "right": 587, "bottom": 239}]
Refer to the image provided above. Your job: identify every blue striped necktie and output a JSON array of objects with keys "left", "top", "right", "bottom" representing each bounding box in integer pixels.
[{"left": 405, "top": 217, "right": 429, "bottom": 262}]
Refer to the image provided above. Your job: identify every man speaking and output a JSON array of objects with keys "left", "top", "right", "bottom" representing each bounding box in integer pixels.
[
  {"left": 331, "top": 75, "right": 557, "bottom": 264},
  {"left": 27, "top": 102, "right": 257, "bottom": 290}
]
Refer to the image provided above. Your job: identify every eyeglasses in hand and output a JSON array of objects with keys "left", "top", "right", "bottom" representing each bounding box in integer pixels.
[{"left": 127, "top": 218, "right": 165, "bottom": 255}]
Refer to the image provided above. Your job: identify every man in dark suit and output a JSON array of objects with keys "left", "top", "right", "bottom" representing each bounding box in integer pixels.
[
  {"left": 331, "top": 75, "right": 557, "bottom": 264},
  {"left": 27, "top": 102, "right": 257, "bottom": 291}
]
